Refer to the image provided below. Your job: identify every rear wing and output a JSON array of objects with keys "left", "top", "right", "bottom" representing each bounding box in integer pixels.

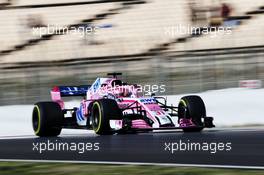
[
  {"left": 51, "top": 85, "right": 91, "bottom": 97},
  {"left": 50, "top": 86, "right": 90, "bottom": 109}
]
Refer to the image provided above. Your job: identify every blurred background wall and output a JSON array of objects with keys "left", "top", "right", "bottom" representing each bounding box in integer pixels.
[{"left": 0, "top": 0, "right": 263, "bottom": 105}]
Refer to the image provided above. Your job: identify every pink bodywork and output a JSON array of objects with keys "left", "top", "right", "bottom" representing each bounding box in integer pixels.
[
  {"left": 50, "top": 86, "right": 65, "bottom": 109},
  {"left": 132, "top": 120, "right": 151, "bottom": 128}
]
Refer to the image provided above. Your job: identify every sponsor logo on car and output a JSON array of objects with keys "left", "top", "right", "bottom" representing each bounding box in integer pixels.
[
  {"left": 140, "top": 98, "right": 156, "bottom": 104},
  {"left": 92, "top": 78, "right": 101, "bottom": 92}
]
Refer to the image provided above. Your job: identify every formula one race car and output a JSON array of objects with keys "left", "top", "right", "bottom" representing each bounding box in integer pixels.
[{"left": 32, "top": 73, "right": 214, "bottom": 136}]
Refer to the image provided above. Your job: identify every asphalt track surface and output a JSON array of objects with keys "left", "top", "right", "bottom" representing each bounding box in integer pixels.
[{"left": 0, "top": 128, "right": 263, "bottom": 168}]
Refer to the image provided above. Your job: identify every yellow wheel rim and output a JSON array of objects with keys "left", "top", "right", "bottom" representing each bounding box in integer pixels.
[
  {"left": 93, "top": 102, "right": 102, "bottom": 133},
  {"left": 34, "top": 105, "right": 41, "bottom": 135},
  {"left": 180, "top": 99, "right": 187, "bottom": 107}
]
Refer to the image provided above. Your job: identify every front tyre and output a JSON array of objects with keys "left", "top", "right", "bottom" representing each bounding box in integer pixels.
[
  {"left": 178, "top": 95, "right": 206, "bottom": 132},
  {"left": 32, "top": 102, "right": 63, "bottom": 137},
  {"left": 91, "top": 99, "right": 122, "bottom": 135}
]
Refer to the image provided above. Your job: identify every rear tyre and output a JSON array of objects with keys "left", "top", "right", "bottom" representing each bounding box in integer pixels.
[
  {"left": 32, "top": 102, "right": 63, "bottom": 137},
  {"left": 91, "top": 99, "right": 122, "bottom": 135},
  {"left": 178, "top": 95, "right": 206, "bottom": 132}
]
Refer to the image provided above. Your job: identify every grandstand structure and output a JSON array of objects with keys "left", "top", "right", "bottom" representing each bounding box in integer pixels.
[{"left": 0, "top": 0, "right": 263, "bottom": 104}]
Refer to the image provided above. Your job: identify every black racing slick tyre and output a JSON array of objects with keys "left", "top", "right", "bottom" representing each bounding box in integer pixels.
[
  {"left": 32, "top": 102, "right": 63, "bottom": 137},
  {"left": 91, "top": 99, "right": 122, "bottom": 135},
  {"left": 178, "top": 95, "right": 206, "bottom": 132}
]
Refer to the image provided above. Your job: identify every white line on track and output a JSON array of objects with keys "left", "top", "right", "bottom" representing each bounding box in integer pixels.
[{"left": 0, "top": 159, "right": 263, "bottom": 170}]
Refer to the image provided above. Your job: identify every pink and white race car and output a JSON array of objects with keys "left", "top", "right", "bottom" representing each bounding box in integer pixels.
[{"left": 32, "top": 73, "right": 214, "bottom": 136}]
